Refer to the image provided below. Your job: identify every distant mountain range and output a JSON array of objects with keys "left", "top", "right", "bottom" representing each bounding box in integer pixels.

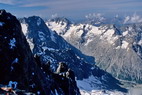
[{"left": 46, "top": 17, "right": 142, "bottom": 84}]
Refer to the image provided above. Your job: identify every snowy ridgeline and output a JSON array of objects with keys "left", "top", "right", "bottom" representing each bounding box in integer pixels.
[{"left": 46, "top": 21, "right": 133, "bottom": 50}]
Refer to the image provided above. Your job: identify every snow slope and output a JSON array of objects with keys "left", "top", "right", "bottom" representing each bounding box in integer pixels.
[{"left": 77, "top": 75, "right": 125, "bottom": 95}]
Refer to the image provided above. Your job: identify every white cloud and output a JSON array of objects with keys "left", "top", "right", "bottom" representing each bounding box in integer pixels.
[
  {"left": 85, "top": 13, "right": 105, "bottom": 25},
  {"left": 51, "top": 13, "right": 58, "bottom": 18},
  {"left": 1, "top": 0, "right": 142, "bottom": 19},
  {"left": 0, "top": 0, "right": 14, "bottom": 4},
  {"left": 124, "top": 13, "right": 142, "bottom": 24}
]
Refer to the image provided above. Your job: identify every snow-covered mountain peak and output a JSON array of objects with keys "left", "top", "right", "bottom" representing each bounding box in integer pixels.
[
  {"left": 46, "top": 17, "right": 71, "bottom": 35},
  {"left": 48, "top": 17, "right": 71, "bottom": 24},
  {"left": 47, "top": 20, "right": 121, "bottom": 46},
  {"left": 46, "top": 18, "right": 142, "bottom": 84}
]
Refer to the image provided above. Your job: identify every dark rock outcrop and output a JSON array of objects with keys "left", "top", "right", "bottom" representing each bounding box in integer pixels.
[
  {"left": 0, "top": 9, "right": 52, "bottom": 94},
  {"left": 0, "top": 10, "right": 80, "bottom": 95}
]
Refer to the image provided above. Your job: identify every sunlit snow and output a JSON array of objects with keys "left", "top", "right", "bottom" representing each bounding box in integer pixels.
[
  {"left": 12, "top": 58, "right": 19, "bottom": 64},
  {"left": 77, "top": 75, "right": 124, "bottom": 95},
  {"left": 122, "top": 31, "right": 128, "bottom": 36},
  {"left": 49, "top": 29, "right": 56, "bottom": 43},
  {"left": 9, "top": 38, "right": 16, "bottom": 49},
  {"left": 37, "top": 18, "right": 41, "bottom": 26},
  {"left": 21, "top": 23, "right": 28, "bottom": 35},
  {"left": 121, "top": 41, "right": 129, "bottom": 49},
  {"left": 0, "top": 22, "right": 4, "bottom": 26}
]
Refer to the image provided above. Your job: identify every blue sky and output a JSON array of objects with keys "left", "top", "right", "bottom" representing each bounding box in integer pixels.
[{"left": 0, "top": 0, "right": 142, "bottom": 20}]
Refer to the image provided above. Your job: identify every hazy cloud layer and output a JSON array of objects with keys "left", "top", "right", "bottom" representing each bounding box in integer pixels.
[{"left": 0, "top": 0, "right": 142, "bottom": 19}]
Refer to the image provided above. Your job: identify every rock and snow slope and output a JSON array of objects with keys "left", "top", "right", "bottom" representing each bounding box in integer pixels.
[
  {"left": 20, "top": 16, "right": 127, "bottom": 94},
  {"left": 46, "top": 17, "right": 142, "bottom": 84}
]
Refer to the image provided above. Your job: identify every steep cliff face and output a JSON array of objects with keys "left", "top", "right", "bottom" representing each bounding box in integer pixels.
[
  {"left": 0, "top": 9, "right": 47, "bottom": 94},
  {"left": 0, "top": 10, "right": 80, "bottom": 95}
]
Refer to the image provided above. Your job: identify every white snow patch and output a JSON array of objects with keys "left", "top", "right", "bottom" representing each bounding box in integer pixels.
[
  {"left": 75, "top": 29, "right": 84, "bottom": 37},
  {"left": 121, "top": 41, "right": 129, "bottom": 49},
  {"left": 138, "top": 40, "right": 142, "bottom": 45},
  {"left": 115, "top": 41, "right": 129, "bottom": 50},
  {"left": 91, "top": 67, "right": 95, "bottom": 70},
  {"left": 21, "top": 23, "right": 28, "bottom": 35},
  {"left": 50, "top": 30, "right": 56, "bottom": 43},
  {"left": 101, "top": 29, "right": 118, "bottom": 44},
  {"left": 42, "top": 46, "right": 48, "bottom": 51},
  {"left": 76, "top": 55, "right": 81, "bottom": 59},
  {"left": 37, "top": 18, "right": 41, "bottom": 26},
  {"left": 47, "top": 47, "right": 55, "bottom": 51},
  {"left": 37, "top": 91, "right": 40, "bottom": 95},
  {"left": 87, "top": 25, "right": 103, "bottom": 35},
  {"left": 64, "top": 24, "right": 83, "bottom": 38},
  {"left": 0, "top": 22, "right": 4, "bottom": 26},
  {"left": 8, "top": 81, "right": 18, "bottom": 89},
  {"left": 80, "top": 90, "right": 124, "bottom": 95},
  {"left": 38, "top": 31, "right": 46, "bottom": 41},
  {"left": 32, "top": 72, "right": 35, "bottom": 75},
  {"left": 12, "top": 58, "right": 19, "bottom": 64},
  {"left": 27, "top": 38, "right": 34, "bottom": 50},
  {"left": 63, "top": 28, "right": 72, "bottom": 38},
  {"left": 77, "top": 75, "right": 102, "bottom": 91},
  {"left": 9, "top": 38, "right": 16, "bottom": 49},
  {"left": 84, "top": 39, "right": 93, "bottom": 46},
  {"left": 46, "top": 21, "right": 67, "bottom": 35},
  {"left": 77, "top": 75, "right": 125, "bottom": 95},
  {"left": 103, "top": 29, "right": 115, "bottom": 38},
  {"left": 122, "top": 31, "right": 128, "bottom": 36},
  {"left": 55, "top": 89, "right": 59, "bottom": 95}
]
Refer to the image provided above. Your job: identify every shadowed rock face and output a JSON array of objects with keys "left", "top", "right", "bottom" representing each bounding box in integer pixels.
[
  {"left": 0, "top": 10, "right": 81, "bottom": 95},
  {"left": 0, "top": 9, "right": 32, "bottom": 88},
  {"left": 0, "top": 9, "right": 50, "bottom": 94}
]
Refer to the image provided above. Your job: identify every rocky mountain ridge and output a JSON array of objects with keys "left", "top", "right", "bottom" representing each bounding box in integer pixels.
[{"left": 46, "top": 17, "right": 142, "bottom": 84}]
